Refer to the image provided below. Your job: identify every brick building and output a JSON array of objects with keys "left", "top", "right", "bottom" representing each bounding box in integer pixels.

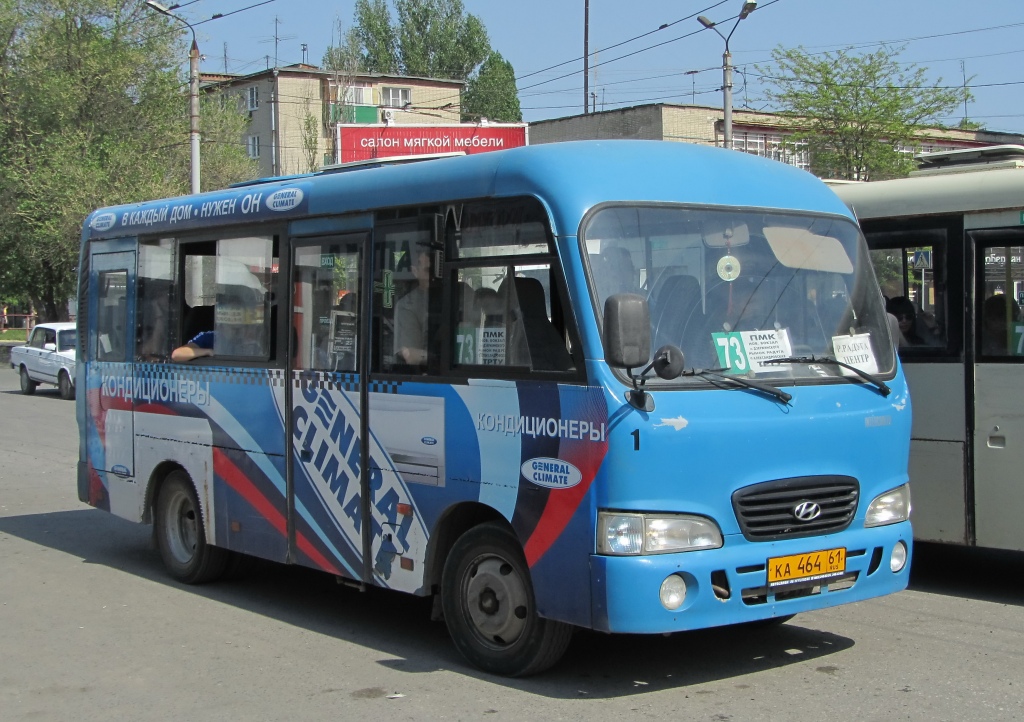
[{"left": 529, "top": 103, "right": 1024, "bottom": 175}]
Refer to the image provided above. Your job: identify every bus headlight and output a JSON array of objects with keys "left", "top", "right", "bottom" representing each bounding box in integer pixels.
[
  {"left": 598, "top": 512, "right": 723, "bottom": 555},
  {"left": 865, "top": 483, "right": 911, "bottom": 527}
]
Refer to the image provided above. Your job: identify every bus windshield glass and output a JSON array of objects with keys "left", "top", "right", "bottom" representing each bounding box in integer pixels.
[{"left": 584, "top": 206, "right": 894, "bottom": 382}]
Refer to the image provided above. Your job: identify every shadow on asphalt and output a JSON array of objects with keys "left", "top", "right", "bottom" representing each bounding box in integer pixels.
[
  {"left": 0, "top": 507, "right": 856, "bottom": 696},
  {"left": 909, "top": 541, "right": 1024, "bottom": 606},
  {"left": 1, "top": 386, "right": 72, "bottom": 402}
]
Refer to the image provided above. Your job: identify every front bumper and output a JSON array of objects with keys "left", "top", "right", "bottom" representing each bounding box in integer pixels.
[{"left": 591, "top": 521, "right": 911, "bottom": 633}]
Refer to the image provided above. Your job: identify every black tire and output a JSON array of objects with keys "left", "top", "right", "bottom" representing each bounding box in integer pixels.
[
  {"left": 19, "top": 366, "right": 37, "bottom": 395},
  {"left": 154, "top": 471, "right": 229, "bottom": 584},
  {"left": 58, "top": 370, "right": 75, "bottom": 400},
  {"left": 441, "top": 522, "right": 572, "bottom": 677}
]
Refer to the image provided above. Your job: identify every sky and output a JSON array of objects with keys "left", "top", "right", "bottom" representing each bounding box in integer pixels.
[{"left": 169, "top": 0, "right": 1024, "bottom": 134}]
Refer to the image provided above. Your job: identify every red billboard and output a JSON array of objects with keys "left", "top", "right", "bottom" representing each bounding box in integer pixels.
[{"left": 338, "top": 124, "right": 527, "bottom": 163}]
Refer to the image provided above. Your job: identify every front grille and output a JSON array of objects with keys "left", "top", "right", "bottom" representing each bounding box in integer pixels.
[{"left": 732, "top": 475, "right": 859, "bottom": 541}]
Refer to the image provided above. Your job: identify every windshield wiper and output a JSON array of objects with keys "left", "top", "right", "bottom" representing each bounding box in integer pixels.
[
  {"left": 683, "top": 367, "right": 792, "bottom": 404},
  {"left": 763, "top": 356, "right": 891, "bottom": 397}
]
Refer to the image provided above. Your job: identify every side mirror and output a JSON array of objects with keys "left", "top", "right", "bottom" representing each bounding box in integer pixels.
[
  {"left": 604, "top": 293, "right": 650, "bottom": 370},
  {"left": 44, "top": 343, "right": 57, "bottom": 352}
]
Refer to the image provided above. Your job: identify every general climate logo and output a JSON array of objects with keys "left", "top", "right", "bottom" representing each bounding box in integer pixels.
[
  {"left": 266, "top": 188, "right": 304, "bottom": 212},
  {"left": 90, "top": 212, "right": 117, "bottom": 232},
  {"left": 521, "top": 457, "right": 583, "bottom": 489}
]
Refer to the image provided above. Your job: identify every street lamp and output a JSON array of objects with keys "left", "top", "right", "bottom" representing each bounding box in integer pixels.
[
  {"left": 698, "top": 0, "right": 757, "bottom": 149},
  {"left": 146, "top": 0, "right": 201, "bottom": 194}
]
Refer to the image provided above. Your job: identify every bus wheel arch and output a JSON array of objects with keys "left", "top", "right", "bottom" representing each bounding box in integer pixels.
[
  {"left": 423, "top": 502, "right": 506, "bottom": 593},
  {"left": 153, "top": 467, "right": 229, "bottom": 584},
  {"left": 440, "top": 520, "right": 572, "bottom": 677}
]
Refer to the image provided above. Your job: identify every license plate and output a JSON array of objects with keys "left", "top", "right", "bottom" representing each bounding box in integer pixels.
[{"left": 767, "top": 547, "right": 846, "bottom": 588}]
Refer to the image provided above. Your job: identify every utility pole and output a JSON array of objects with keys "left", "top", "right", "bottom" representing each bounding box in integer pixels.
[
  {"left": 583, "top": 0, "right": 590, "bottom": 114},
  {"left": 145, "top": 1, "right": 200, "bottom": 193},
  {"left": 698, "top": 1, "right": 757, "bottom": 149}
]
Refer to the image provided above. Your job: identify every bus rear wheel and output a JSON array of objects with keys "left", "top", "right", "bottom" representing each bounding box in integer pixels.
[
  {"left": 441, "top": 522, "right": 572, "bottom": 677},
  {"left": 155, "top": 471, "right": 229, "bottom": 584},
  {"left": 19, "top": 367, "right": 36, "bottom": 395}
]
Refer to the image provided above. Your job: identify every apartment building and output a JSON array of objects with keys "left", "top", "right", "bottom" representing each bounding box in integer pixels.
[{"left": 202, "top": 64, "right": 464, "bottom": 177}]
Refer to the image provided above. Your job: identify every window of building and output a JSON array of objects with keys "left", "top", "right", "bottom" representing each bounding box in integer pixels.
[
  {"left": 343, "top": 85, "right": 372, "bottom": 105},
  {"left": 247, "top": 86, "right": 259, "bottom": 111},
  {"left": 382, "top": 87, "right": 411, "bottom": 109},
  {"left": 247, "top": 135, "right": 260, "bottom": 159},
  {"left": 731, "top": 131, "right": 810, "bottom": 171}
]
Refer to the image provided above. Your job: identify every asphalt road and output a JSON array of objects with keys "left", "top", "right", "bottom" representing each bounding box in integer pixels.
[{"left": 1, "top": 371, "right": 1022, "bottom": 721}]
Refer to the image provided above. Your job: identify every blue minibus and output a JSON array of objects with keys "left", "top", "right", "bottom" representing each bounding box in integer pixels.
[{"left": 77, "top": 140, "right": 912, "bottom": 675}]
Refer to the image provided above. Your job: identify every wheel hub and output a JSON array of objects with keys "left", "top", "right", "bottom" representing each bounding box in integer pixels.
[
  {"left": 464, "top": 556, "right": 529, "bottom": 646},
  {"left": 164, "top": 489, "right": 198, "bottom": 564}
]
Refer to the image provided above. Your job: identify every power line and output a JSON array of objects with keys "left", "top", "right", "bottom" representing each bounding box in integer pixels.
[
  {"left": 515, "top": 0, "right": 729, "bottom": 81},
  {"left": 516, "top": 0, "right": 783, "bottom": 93},
  {"left": 734, "top": 19, "right": 1024, "bottom": 75}
]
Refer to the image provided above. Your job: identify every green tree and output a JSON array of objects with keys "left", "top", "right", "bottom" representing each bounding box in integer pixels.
[
  {"left": 759, "top": 45, "right": 970, "bottom": 181},
  {"left": 394, "top": 0, "right": 489, "bottom": 80},
  {"left": 0, "top": 0, "right": 255, "bottom": 321},
  {"left": 322, "top": 19, "right": 364, "bottom": 76},
  {"left": 351, "top": 0, "right": 399, "bottom": 74},
  {"left": 201, "top": 95, "right": 261, "bottom": 190},
  {"left": 344, "top": 0, "right": 491, "bottom": 81},
  {"left": 462, "top": 51, "right": 521, "bottom": 122}
]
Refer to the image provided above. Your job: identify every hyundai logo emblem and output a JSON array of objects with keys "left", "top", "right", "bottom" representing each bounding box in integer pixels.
[{"left": 793, "top": 501, "right": 822, "bottom": 522}]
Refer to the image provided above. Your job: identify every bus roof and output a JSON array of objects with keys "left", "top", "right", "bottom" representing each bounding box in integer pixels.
[
  {"left": 82, "top": 140, "right": 853, "bottom": 244},
  {"left": 831, "top": 166, "right": 1024, "bottom": 221}
]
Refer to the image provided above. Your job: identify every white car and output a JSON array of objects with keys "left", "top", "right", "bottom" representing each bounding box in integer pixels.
[{"left": 10, "top": 322, "right": 77, "bottom": 400}]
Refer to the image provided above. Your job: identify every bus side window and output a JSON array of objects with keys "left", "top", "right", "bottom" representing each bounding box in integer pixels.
[
  {"left": 866, "top": 237, "right": 947, "bottom": 351},
  {"left": 374, "top": 221, "right": 437, "bottom": 375},
  {"left": 977, "top": 242, "right": 1024, "bottom": 358},
  {"left": 293, "top": 238, "right": 363, "bottom": 372},
  {"left": 96, "top": 271, "right": 128, "bottom": 362},
  {"left": 137, "top": 240, "right": 176, "bottom": 362},
  {"left": 445, "top": 197, "right": 580, "bottom": 376},
  {"left": 214, "top": 237, "right": 275, "bottom": 360}
]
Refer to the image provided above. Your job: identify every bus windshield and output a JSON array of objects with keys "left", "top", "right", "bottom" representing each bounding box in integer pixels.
[{"left": 584, "top": 206, "right": 894, "bottom": 382}]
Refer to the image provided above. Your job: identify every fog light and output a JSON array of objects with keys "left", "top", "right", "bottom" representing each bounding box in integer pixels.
[
  {"left": 660, "top": 574, "right": 687, "bottom": 610},
  {"left": 890, "top": 541, "right": 908, "bottom": 572}
]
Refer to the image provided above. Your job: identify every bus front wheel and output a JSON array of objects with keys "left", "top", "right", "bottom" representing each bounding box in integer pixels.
[
  {"left": 441, "top": 522, "right": 572, "bottom": 677},
  {"left": 155, "top": 471, "right": 229, "bottom": 584}
]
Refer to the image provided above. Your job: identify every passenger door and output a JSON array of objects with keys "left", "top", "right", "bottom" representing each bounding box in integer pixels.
[
  {"left": 83, "top": 243, "right": 136, "bottom": 512},
  {"left": 971, "top": 233, "right": 1024, "bottom": 551},
  {"left": 287, "top": 230, "right": 371, "bottom": 581},
  {"left": 863, "top": 218, "right": 968, "bottom": 544}
]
